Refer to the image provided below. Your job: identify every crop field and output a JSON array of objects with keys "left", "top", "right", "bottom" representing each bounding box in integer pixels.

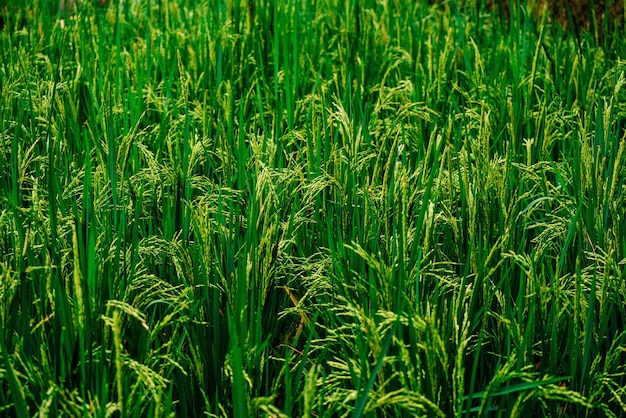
[{"left": 1, "top": 0, "right": 626, "bottom": 416}]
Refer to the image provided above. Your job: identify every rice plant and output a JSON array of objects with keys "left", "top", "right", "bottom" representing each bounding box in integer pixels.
[{"left": 1, "top": 0, "right": 625, "bottom": 416}]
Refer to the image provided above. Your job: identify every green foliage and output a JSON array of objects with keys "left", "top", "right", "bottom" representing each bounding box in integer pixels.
[{"left": 1, "top": 0, "right": 626, "bottom": 416}]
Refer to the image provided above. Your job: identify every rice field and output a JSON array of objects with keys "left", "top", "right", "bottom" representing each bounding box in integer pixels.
[{"left": 1, "top": 0, "right": 625, "bottom": 416}]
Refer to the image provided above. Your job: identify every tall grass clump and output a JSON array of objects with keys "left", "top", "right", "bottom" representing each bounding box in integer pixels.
[{"left": 1, "top": 0, "right": 625, "bottom": 416}]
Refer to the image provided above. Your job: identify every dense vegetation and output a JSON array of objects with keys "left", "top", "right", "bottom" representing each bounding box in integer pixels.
[{"left": 1, "top": 0, "right": 625, "bottom": 416}]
